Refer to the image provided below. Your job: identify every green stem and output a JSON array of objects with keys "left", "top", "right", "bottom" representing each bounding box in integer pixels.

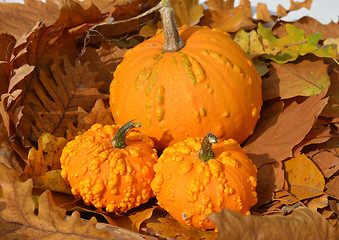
[
  {"left": 198, "top": 133, "right": 218, "bottom": 162},
  {"left": 112, "top": 120, "right": 141, "bottom": 149},
  {"left": 160, "top": 0, "right": 185, "bottom": 52}
]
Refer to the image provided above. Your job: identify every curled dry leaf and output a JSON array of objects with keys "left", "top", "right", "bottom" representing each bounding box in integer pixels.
[
  {"left": 0, "top": 164, "right": 124, "bottom": 239},
  {"left": 262, "top": 60, "right": 330, "bottom": 100},
  {"left": 209, "top": 207, "right": 337, "bottom": 240},
  {"left": 244, "top": 91, "right": 329, "bottom": 167}
]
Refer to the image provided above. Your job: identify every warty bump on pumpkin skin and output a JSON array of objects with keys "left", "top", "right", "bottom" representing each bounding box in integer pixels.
[
  {"left": 150, "top": 136, "right": 258, "bottom": 230},
  {"left": 60, "top": 123, "right": 158, "bottom": 214}
]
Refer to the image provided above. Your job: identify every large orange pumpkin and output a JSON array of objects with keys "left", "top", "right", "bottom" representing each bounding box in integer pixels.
[
  {"left": 110, "top": 1, "right": 262, "bottom": 150},
  {"left": 151, "top": 133, "right": 258, "bottom": 229}
]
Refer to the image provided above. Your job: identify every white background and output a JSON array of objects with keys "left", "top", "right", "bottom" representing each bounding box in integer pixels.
[{"left": 1, "top": 0, "right": 338, "bottom": 24}]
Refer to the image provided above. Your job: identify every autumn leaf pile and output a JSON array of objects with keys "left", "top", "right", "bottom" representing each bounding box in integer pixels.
[{"left": 0, "top": 0, "right": 338, "bottom": 239}]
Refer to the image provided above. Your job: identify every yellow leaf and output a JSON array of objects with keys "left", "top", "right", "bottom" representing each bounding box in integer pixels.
[{"left": 281, "top": 153, "right": 325, "bottom": 204}]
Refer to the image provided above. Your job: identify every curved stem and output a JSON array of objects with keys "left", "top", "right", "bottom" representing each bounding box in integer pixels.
[
  {"left": 160, "top": 0, "right": 185, "bottom": 52},
  {"left": 112, "top": 120, "right": 141, "bottom": 149},
  {"left": 198, "top": 133, "right": 218, "bottom": 162}
]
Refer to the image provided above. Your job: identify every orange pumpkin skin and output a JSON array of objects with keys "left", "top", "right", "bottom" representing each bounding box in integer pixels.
[
  {"left": 110, "top": 26, "right": 262, "bottom": 150},
  {"left": 60, "top": 123, "right": 158, "bottom": 214},
  {"left": 151, "top": 137, "right": 258, "bottom": 229}
]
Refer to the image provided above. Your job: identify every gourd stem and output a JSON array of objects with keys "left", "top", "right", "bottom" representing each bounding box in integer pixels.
[
  {"left": 198, "top": 133, "right": 218, "bottom": 162},
  {"left": 160, "top": 0, "right": 185, "bottom": 52},
  {"left": 112, "top": 120, "right": 141, "bottom": 149}
]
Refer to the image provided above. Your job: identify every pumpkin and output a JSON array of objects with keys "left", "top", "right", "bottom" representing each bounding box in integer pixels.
[
  {"left": 60, "top": 120, "right": 158, "bottom": 214},
  {"left": 151, "top": 133, "right": 258, "bottom": 229},
  {"left": 109, "top": 1, "right": 262, "bottom": 150}
]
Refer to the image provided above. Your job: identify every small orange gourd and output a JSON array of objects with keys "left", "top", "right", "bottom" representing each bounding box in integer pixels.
[
  {"left": 151, "top": 133, "right": 258, "bottom": 229},
  {"left": 110, "top": 1, "right": 262, "bottom": 150},
  {"left": 60, "top": 120, "right": 158, "bottom": 214}
]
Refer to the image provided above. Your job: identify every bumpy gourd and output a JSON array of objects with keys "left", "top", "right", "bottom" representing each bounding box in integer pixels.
[
  {"left": 110, "top": 1, "right": 262, "bottom": 150},
  {"left": 151, "top": 133, "right": 258, "bottom": 229},
  {"left": 60, "top": 121, "right": 158, "bottom": 214}
]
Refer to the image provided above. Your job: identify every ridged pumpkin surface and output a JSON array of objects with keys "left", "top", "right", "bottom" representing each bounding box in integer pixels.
[
  {"left": 60, "top": 123, "right": 158, "bottom": 214},
  {"left": 110, "top": 26, "right": 262, "bottom": 150},
  {"left": 151, "top": 137, "right": 258, "bottom": 229}
]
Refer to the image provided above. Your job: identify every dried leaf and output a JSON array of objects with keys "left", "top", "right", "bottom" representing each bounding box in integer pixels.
[
  {"left": 289, "top": 0, "right": 313, "bottom": 12},
  {"left": 200, "top": 0, "right": 256, "bottom": 33},
  {"left": 293, "top": 124, "right": 332, "bottom": 153},
  {"left": 146, "top": 216, "right": 218, "bottom": 239},
  {"left": 321, "top": 68, "right": 339, "bottom": 119},
  {"left": 244, "top": 91, "right": 329, "bottom": 166},
  {"left": 0, "top": 33, "right": 16, "bottom": 95},
  {"left": 209, "top": 207, "right": 337, "bottom": 240},
  {"left": 68, "top": 98, "right": 114, "bottom": 138},
  {"left": 326, "top": 176, "right": 339, "bottom": 199},
  {"left": 0, "top": 164, "right": 117, "bottom": 239},
  {"left": 307, "top": 195, "right": 329, "bottom": 212},
  {"left": 280, "top": 153, "right": 325, "bottom": 204},
  {"left": 1, "top": 2, "right": 107, "bottom": 158},
  {"left": 0, "top": 119, "right": 25, "bottom": 173},
  {"left": 170, "top": 0, "right": 204, "bottom": 26},
  {"left": 256, "top": 2, "right": 274, "bottom": 23},
  {"left": 258, "top": 23, "right": 338, "bottom": 63},
  {"left": 7, "top": 57, "right": 106, "bottom": 147},
  {"left": 255, "top": 161, "right": 285, "bottom": 207},
  {"left": 205, "top": 0, "right": 234, "bottom": 11},
  {"left": 33, "top": 169, "right": 72, "bottom": 194},
  {"left": 114, "top": 207, "right": 158, "bottom": 232},
  {"left": 0, "top": 0, "right": 59, "bottom": 39},
  {"left": 309, "top": 150, "right": 339, "bottom": 178},
  {"left": 276, "top": 4, "right": 288, "bottom": 18},
  {"left": 262, "top": 60, "right": 330, "bottom": 100}
]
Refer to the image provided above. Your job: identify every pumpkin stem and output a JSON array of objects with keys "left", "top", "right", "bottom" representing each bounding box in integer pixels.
[
  {"left": 112, "top": 120, "right": 141, "bottom": 149},
  {"left": 160, "top": 0, "right": 185, "bottom": 52},
  {"left": 198, "top": 133, "right": 218, "bottom": 162}
]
